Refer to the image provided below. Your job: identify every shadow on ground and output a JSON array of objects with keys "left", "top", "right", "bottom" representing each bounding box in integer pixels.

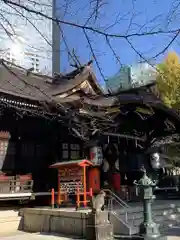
[{"left": 164, "top": 227, "right": 180, "bottom": 237}]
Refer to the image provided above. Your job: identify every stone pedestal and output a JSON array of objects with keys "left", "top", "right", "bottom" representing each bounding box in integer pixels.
[
  {"left": 139, "top": 221, "right": 160, "bottom": 238},
  {"left": 86, "top": 211, "right": 114, "bottom": 240},
  {"left": 139, "top": 200, "right": 160, "bottom": 238}
]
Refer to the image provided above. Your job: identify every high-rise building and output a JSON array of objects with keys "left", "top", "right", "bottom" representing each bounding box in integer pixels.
[
  {"left": 0, "top": 0, "right": 60, "bottom": 75},
  {"left": 105, "top": 63, "right": 157, "bottom": 93},
  {"left": 105, "top": 66, "right": 131, "bottom": 93},
  {"left": 130, "top": 63, "right": 157, "bottom": 88}
]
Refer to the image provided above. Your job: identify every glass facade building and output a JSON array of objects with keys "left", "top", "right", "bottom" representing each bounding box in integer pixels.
[{"left": 105, "top": 63, "right": 157, "bottom": 93}]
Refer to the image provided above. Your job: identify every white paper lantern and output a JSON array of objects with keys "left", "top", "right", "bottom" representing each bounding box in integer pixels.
[
  {"left": 151, "top": 152, "right": 160, "bottom": 169},
  {"left": 102, "top": 159, "right": 109, "bottom": 172},
  {"left": 90, "top": 146, "right": 103, "bottom": 166},
  {"left": 115, "top": 159, "right": 119, "bottom": 171}
]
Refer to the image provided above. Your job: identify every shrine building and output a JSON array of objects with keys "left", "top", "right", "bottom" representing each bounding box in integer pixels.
[{"left": 0, "top": 59, "right": 179, "bottom": 202}]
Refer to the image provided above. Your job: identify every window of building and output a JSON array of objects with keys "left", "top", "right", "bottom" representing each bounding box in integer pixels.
[
  {"left": 62, "top": 143, "right": 69, "bottom": 160},
  {"left": 70, "top": 144, "right": 80, "bottom": 160},
  {"left": 30, "top": 55, "right": 40, "bottom": 72},
  {"left": 61, "top": 143, "right": 81, "bottom": 160}
]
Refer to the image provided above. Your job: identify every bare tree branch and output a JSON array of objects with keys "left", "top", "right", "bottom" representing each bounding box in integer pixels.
[
  {"left": 89, "top": 0, "right": 107, "bottom": 22},
  {"left": 151, "top": 30, "right": 180, "bottom": 60},
  {"left": 1, "top": 0, "right": 180, "bottom": 95},
  {"left": 105, "top": 36, "right": 122, "bottom": 66},
  {"left": 83, "top": 29, "right": 105, "bottom": 80},
  {"left": 7, "top": 3, "right": 52, "bottom": 47},
  {"left": 3, "top": 0, "right": 180, "bottom": 40}
]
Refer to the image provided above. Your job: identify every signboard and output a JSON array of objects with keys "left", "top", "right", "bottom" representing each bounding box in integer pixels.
[{"left": 59, "top": 167, "right": 82, "bottom": 181}]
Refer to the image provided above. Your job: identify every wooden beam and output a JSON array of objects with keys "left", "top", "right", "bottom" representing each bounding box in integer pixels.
[{"left": 102, "top": 132, "right": 145, "bottom": 142}]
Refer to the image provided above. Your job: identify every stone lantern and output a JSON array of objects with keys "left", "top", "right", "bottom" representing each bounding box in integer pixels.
[{"left": 134, "top": 169, "right": 166, "bottom": 240}]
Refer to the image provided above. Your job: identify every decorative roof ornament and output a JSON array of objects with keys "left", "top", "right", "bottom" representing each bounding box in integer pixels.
[{"left": 134, "top": 168, "right": 156, "bottom": 186}]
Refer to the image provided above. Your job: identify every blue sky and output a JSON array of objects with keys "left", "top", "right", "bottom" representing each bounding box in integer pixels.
[{"left": 58, "top": 0, "right": 180, "bottom": 87}]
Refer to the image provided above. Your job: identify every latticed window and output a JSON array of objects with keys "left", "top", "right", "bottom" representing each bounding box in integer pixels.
[
  {"left": 70, "top": 144, "right": 80, "bottom": 160},
  {"left": 62, "top": 143, "right": 80, "bottom": 160},
  {"left": 62, "top": 143, "right": 68, "bottom": 159}
]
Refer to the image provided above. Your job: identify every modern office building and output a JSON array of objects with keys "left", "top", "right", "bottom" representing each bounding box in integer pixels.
[
  {"left": 0, "top": 0, "right": 60, "bottom": 75},
  {"left": 105, "top": 63, "right": 157, "bottom": 93},
  {"left": 105, "top": 66, "right": 131, "bottom": 93},
  {"left": 130, "top": 63, "right": 157, "bottom": 88}
]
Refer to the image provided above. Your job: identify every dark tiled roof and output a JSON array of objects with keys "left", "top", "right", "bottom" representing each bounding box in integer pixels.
[
  {"left": 47, "top": 67, "right": 94, "bottom": 96},
  {"left": 0, "top": 64, "right": 52, "bottom": 101},
  {"left": 1, "top": 61, "right": 180, "bottom": 143},
  {"left": 0, "top": 62, "right": 103, "bottom": 102}
]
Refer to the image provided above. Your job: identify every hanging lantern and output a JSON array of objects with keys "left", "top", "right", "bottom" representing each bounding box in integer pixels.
[
  {"left": 102, "top": 159, "right": 109, "bottom": 172},
  {"left": 115, "top": 159, "right": 119, "bottom": 171},
  {"left": 150, "top": 153, "right": 160, "bottom": 169},
  {"left": 89, "top": 146, "right": 103, "bottom": 166}
]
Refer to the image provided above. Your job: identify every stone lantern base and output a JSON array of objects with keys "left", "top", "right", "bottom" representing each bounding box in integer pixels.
[
  {"left": 139, "top": 221, "right": 160, "bottom": 237},
  {"left": 138, "top": 221, "right": 168, "bottom": 240}
]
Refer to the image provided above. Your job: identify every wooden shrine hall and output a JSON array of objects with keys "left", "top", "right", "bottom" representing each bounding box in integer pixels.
[{"left": 0, "top": 59, "right": 179, "bottom": 202}]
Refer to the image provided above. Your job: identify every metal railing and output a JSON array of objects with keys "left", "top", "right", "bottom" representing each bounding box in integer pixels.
[
  {"left": 104, "top": 189, "right": 130, "bottom": 209},
  {"left": 104, "top": 189, "right": 135, "bottom": 227}
]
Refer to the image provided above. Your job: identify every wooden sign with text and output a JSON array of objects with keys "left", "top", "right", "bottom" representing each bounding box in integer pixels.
[{"left": 59, "top": 166, "right": 82, "bottom": 181}]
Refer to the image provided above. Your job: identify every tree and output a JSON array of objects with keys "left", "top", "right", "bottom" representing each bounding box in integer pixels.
[{"left": 156, "top": 52, "right": 180, "bottom": 109}]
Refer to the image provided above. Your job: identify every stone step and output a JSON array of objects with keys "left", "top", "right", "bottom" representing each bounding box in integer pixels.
[
  {"left": 115, "top": 218, "right": 176, "bottom": 236},
  {"left": 115, "top": 202, "right": 180, "bottom": 215},
  {"left": 118, "top": 212, "right": 179, "bottom": 228},
  {"left": 120, "top": 215, "right": 172, "bottom": 227},
  {"left": 118, "top": 210, "right": 177, "bottom": 223},
  {"left": 111, "top": 200, "right": 180, "bottom": 236},
  {"left": 113, "top": 201, "right": 180, "bottom": 222}
]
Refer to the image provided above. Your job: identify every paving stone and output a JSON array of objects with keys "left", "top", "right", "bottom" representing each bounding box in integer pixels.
[{"left": 0, "top": 232, "right": 85, "bottom": 240}]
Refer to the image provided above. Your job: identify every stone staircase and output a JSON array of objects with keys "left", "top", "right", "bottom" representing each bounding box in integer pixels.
[{"left": 105, "top": 190, "right": 180, "bottom": 237}]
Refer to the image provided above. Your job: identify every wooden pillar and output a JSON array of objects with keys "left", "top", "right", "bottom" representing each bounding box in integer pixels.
[
  {"left": 57, "top": 168, "right": 61, "bottom": 206},
  {"left": 83, "top": 165, "right": 87, "bottom": 207}
]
